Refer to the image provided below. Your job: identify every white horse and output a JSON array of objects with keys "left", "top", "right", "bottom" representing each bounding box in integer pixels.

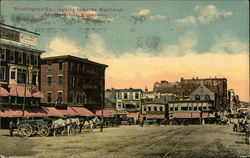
[
  {"left": 83, "top": 117, "right": 100, "bottom": 132},
  {"left": 52, "top": 118, "right": 80, "bottom": 136}
]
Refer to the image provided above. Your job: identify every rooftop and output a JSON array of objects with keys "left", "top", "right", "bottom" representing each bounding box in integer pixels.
[
  {"left": 41, "top": 55, "right": 108, "bottom": 67},
  {"left": 0, "top": 23, "right": 40, "bottom": 35}
]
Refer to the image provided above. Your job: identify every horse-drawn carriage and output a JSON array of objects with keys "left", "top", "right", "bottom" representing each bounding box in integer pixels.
[
  {"left": 17, "top": 118, "right": 80, "bottom": 137},
  {"left": 17, "top": 118, "right": 53, "bottom": 137}
]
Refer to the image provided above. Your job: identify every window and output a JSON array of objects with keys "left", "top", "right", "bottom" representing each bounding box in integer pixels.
[
  {"left": 160, "top": 106, "right": 163, "bottom": 111},
  {"left": 34, "top": 55, "right": 38, "bottom": 66},
  {"left": 154, "top": 106, "right": 157, "bottom": 111},
  {"left": 59, "top": 62, "right": 63, "bottom": 71},
  {"left": 118, "top": 92, "right": 122, "bottom": 99},
  {"left": 18, "top": 52, "right": 23, "bottom": 64},
  {"left": 195, "top": 95, "right": 200, "bottom": 101},
  {"left": 188, "top": 107, "right": 193, "bottom": 111},
  {"left": 205, "top": 95, "right": 210, "bottom": 101},
  {"left": 11, "top": 68, "right": 16, "bottom": 80},
  {"left": 144, "top": 106, "right": 147, "bottom": 111},
  {"left": 10, "top": 51, "right": 15, "bottom": 63},
  {"left": 47, "top": 76, "right": 52, "bottom": 86},
  {"left": 124, "top": 93, "right": 128, "bottom": 99},
  {"left": 135, "top": 93, "right": 139, "bottom": 99},
  {"left": 203, "top": 106, "right": 207, "bottom": 110},
  {"left": 17, "top": 69, "right": 27, "bottom": 84},
  {"left": 175, "top": 107, "right": 178, "bottom": 111},
  {"left": 118, "top": 102, "right": 122, "bottom": 108},
  {"left": 181, "top": 107, "right": 188, "bottom": 111},
  {"left": 194, "top": 107, "right": 197, "bottom": 111},
  {"left": 57, "top": 92, "right": 63, "bottom": 104},
  {"left": 0, "top": 67, "right": 6, "bottom": 80},
  {"left": 47, "top": 92, "right": 52, "bottom": 103},
  {"left": 77, "top": 94, "right": 81, "bottom": 103},
  {"left": 26, "top": 54, "right": 31, "bottom": 65},
  {"left": 170, "top": 107, "right": 174, "bottom": 111},
  {"left": 148, "top": 107, "right": 152, "bottom": 111},
  {"left": 48, "top": 64, "right": 52, "bottom": 71},
  {"left": 0, "top": 48, "right": 6, "bottom": 61},
  {"left": 198, "top": 107, "right": 202, "bottom": 111},
  {"left": 32, "top": 71, "right": 38, "bottom": 85},
  {"left": 129, "top": 92, "right": 133, "bottom": 99},
  {"left": 58, "top": 76, "right": 63, "bottom": 86}
]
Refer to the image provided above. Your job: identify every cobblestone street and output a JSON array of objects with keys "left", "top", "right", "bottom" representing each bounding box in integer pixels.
[{"left": 0, "top": 124, "right": 249, "bottom": 158}]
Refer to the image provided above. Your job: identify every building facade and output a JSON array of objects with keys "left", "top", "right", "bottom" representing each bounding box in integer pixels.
[
  {"left": 153, "top": 77, "right": 227, "bottom": 111},
  {"left": 168, "top": 100, "right": 214, "bottom": 124},
  {"left": 115, "top": 89, "right": 142, "bottom": 112},
  {"left": 40, "top": 55, "right": 108, "bottom": 110},
  {"left": 0, "top": 23, "right": 44, "bottom": 106}
]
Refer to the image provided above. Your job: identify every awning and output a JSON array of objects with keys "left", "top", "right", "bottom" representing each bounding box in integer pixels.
[
  {"left": 147, "top": 114, "right": 165, "bottom": 119},
  {"left": 41, "top": 107, "right": 64, "bottom": 117},
  {"left": 56, "top": 107, "right": 78, "bottom": 117},
  {"left": 127, "top": 112, "right": 139, "bottom": 119},
  {"left": 173, "top": 113, "right": 192, "bottom": 118},
  {"left": 173, "top": 113, "right": 215, "bottom": 118},
  {"left": 0, "top": 107, "right": 23, "bottom": 117},
  {"left": 95, "top": 110, "right": 114, "bottom": 117},
  {"left": 32, "top": 91, "right": 44, "bottom": 98},
  {"left": 0, "top": 107, "right": 47, "bottom": 117},
  {"left": 0, "top": 87, "right": 9, "bottom": 96},
  {"left": 8, "top": 84, "right": 32, "bottom": 97},
  {"left": 24, "top": 108, "right": 47, "bottom": 117},
  {"left": 70, "top": 107, "right": 94, "bottom": 117}
]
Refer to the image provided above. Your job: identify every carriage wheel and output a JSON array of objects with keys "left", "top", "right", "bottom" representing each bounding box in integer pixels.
[
  {"left": 39, "top": 126, "right": 49, "bottom": 137},
  {"left": 18, "top": 125, "right": 32, "bottom": 137}
]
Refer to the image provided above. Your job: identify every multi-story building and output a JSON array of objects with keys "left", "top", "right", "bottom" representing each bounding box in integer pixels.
[
  {"left": 0, "top": 23, "right": 44, "bottom": 106},
  {"left": 190, "top": 84, "right": 215, "bottom": 102},
  {"left": 168, "top": 100, "right": 214, "bottom": 124},
  {"left": 153, "top": 77, "right": 227, "bottom": 111},
  {"left": 40, "top": 55, "right": 108, "bottom": 111},
  {"left": 104, "top": 89, "right": 116, "bottom": 110},
  {"left": 116, "top": 88, "right": 142, "bottom": 113},
  {"left": 227, "top": 89, "right": 240, "bottom": 114},
  {"left": 141, "top": 102, "right": 166, "bottom": 120}
]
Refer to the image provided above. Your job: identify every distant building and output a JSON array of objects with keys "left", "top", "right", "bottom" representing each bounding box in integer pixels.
[
  {"left": 168, "top": 100, "right": 214, "bottom": 124},
  {"left": 40, "top": 55, "right": 108, "bottom": 111},
  {"left": 115, "top": 88, "right": 142, "bottom": 112},
  {"left": 0, "top": 23, "right": 44, "bottom": 106},
  {"left": 105, "top": 89, "right": 116, "bottom": 110},
  {"left": 190, "top": 84, "right": 215, "bottom": 102},
  {"left": 227, "top": 89, "right": 240, "bottom": 113},
  {"left": 153, "top": 77, "right": 227, "bottom": 111},
  {"left": 141, "top": 102, "right": 166, "bottom": 120}
]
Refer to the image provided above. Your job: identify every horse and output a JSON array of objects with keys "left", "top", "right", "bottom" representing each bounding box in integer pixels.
[
  {"left": 83, "top": 117, "right": 101, "bottom": 132},
  {"left": 52, "top": 118, "right": 80, "bottom": 136}
]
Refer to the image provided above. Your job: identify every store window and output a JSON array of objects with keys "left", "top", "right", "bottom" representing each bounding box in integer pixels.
[{"left": 17, "top": 69, "right": 27, "bottom": 84}]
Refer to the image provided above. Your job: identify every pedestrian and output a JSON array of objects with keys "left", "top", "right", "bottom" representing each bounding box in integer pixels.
[
  {"left": 9, "top": 120, "right": 15, "bottom": 137},
  {"left": 79, "top": 120, "right": 84, "bottom": 133}
]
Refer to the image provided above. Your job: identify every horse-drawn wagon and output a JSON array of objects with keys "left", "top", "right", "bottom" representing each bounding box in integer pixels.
[
  {"left": 17, "top": 118, "right": 80, "bottom": 137},
  {"left": 17, "top": 118, "right": 53, "bottom": 137}
]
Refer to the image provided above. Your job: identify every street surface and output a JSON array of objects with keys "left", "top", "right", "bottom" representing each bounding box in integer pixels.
[{"left": 0, "top": 124, "right": 249, "bottom": 158}]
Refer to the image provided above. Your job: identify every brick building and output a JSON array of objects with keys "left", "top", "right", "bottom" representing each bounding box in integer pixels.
[
  {"left": 40, "top": 55, "right": 108, "bottom": 111},
  {"left": 0, "top": 23, "right": 44, "bottom": 106},
  {"left": 153, "top": 77, "right": 227, "bottom": 111}
]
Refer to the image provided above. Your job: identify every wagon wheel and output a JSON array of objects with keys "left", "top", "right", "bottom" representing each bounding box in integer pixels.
[
  {"left": 39, "top": 126, "right": 50, "bottom": 137},
  {"left": 18, "top": 125, "right": 32, "bottom": 137}
]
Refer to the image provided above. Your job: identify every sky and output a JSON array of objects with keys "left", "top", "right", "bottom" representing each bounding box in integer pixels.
[{"left": 1, "top": 0, "right": 249, "bottom": 102}]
